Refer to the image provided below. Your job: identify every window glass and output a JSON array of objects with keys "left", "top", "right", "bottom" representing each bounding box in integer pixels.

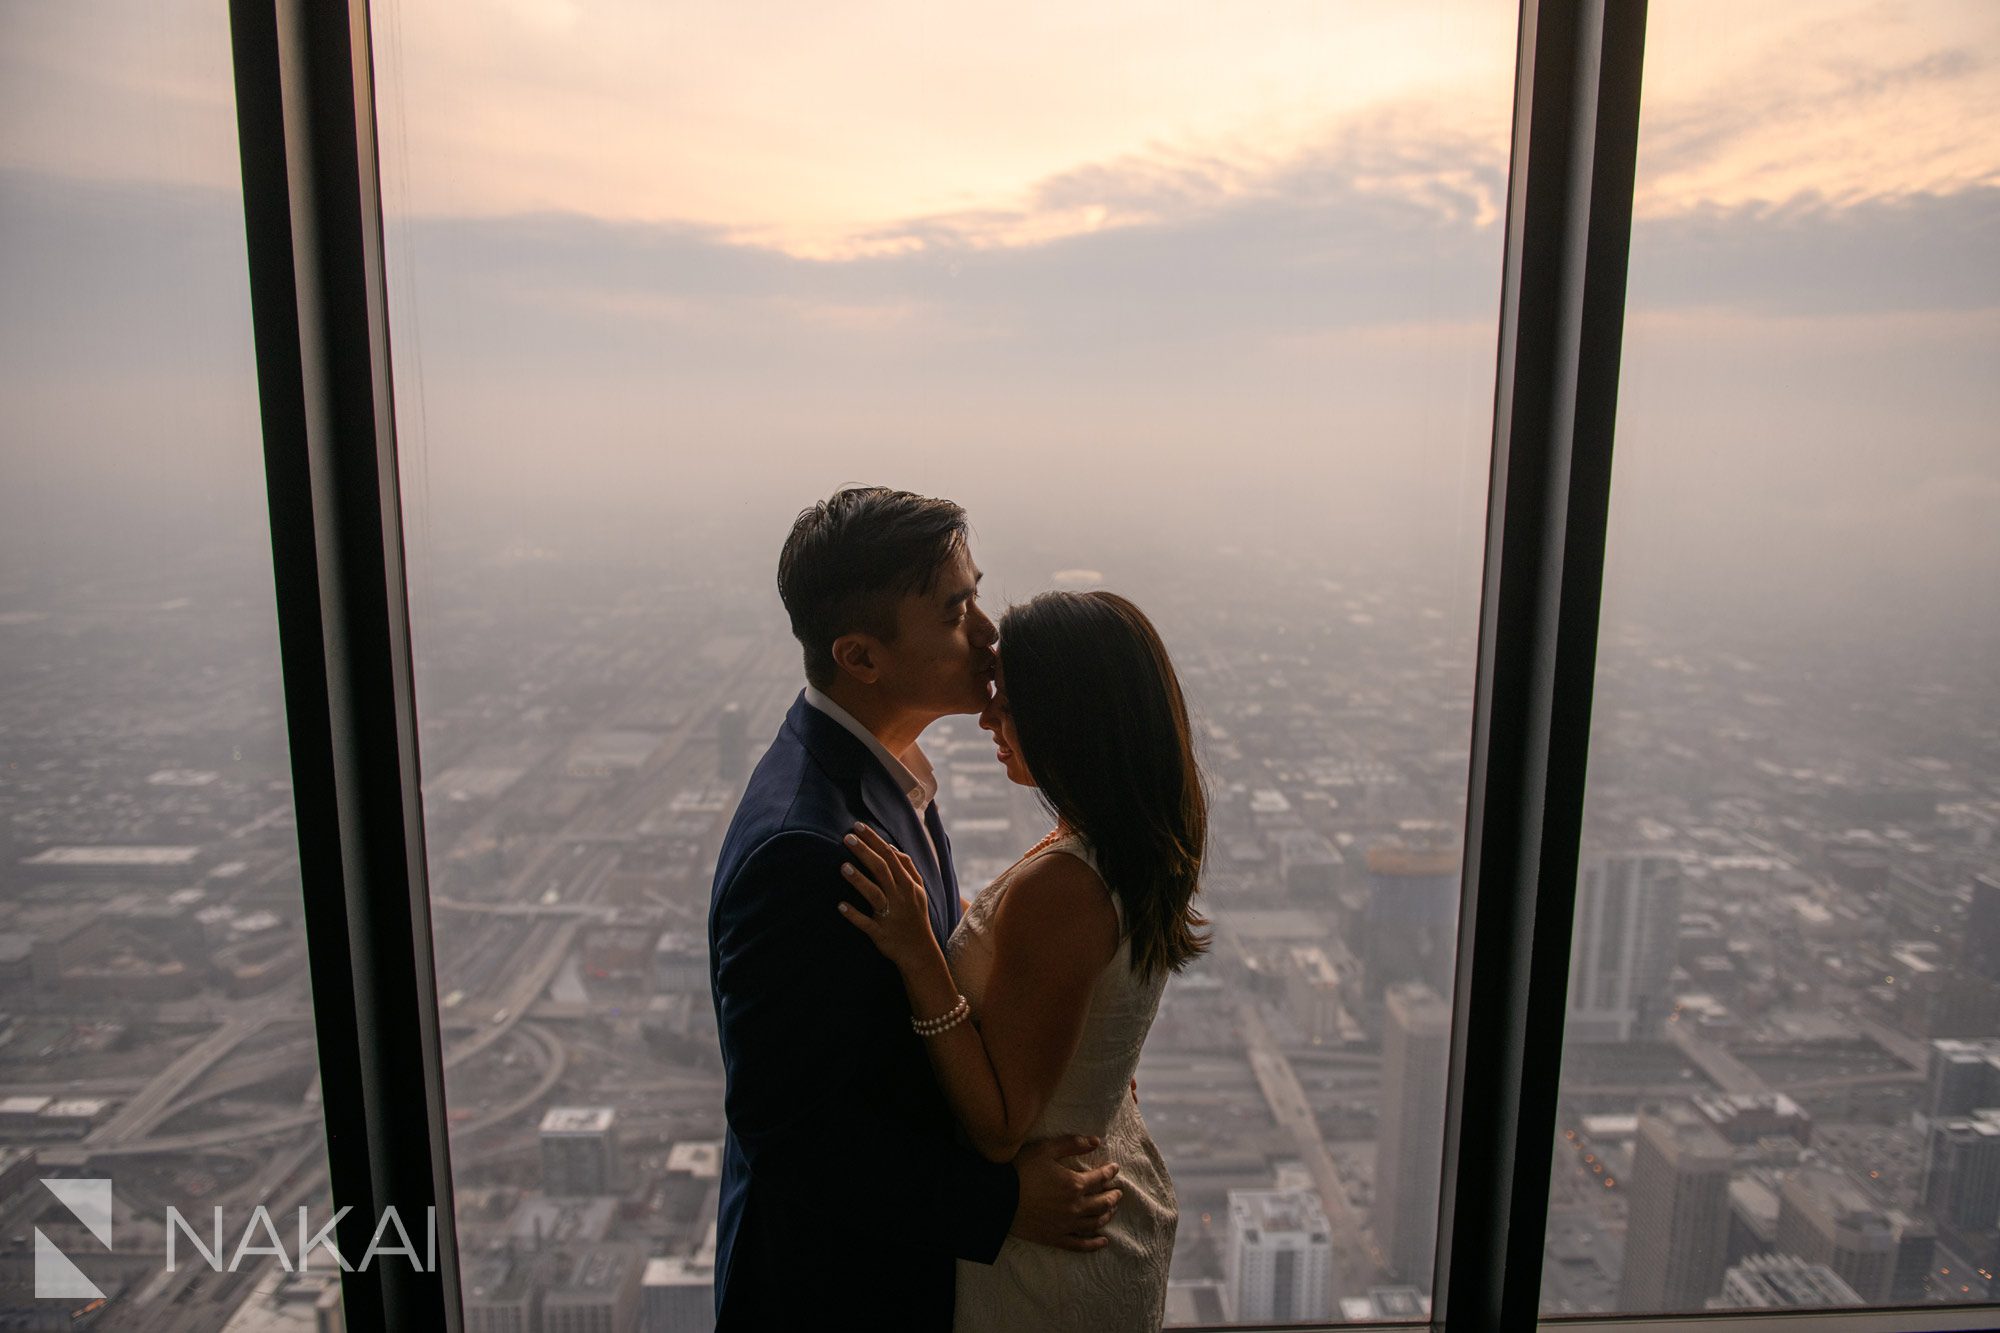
[
  {"left": 1, "top": 0, "right": 344, "bottom": 1324},
  {"left": 373, "top": 2, "right": 1516, "bottom": 1322},
  {"left": 1541, "top": 0, "right": 2000, "bottom": 1317}
]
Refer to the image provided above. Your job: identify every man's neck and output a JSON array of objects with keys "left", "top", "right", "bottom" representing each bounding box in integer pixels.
[{"left": 816, "top": 680, "right": 931, "bottom": 758}]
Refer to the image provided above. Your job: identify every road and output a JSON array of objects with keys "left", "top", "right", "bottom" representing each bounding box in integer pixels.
[
  {"left": 50, "top": 635, "right": 795, "bottom": 1328},
  {"left": 1234, "top": 998, "right": 1386, "bottom": 1296},
  {"left": 1665, "top": 1021, "right": 1770, "bottom": 1097},
  {"left": 86, "top": 1016, "right": 272, "bottom": 1145}
]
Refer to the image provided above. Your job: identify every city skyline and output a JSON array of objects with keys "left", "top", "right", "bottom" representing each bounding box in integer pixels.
[
  {"left": 4, "top": 515, "right": 1998, "bottom": 1323},
  {"left": 3, "top": 0, "right": 1997, "bottom": 1327}
]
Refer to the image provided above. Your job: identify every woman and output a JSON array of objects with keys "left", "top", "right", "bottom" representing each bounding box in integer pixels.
[{"left": 837, "top": 589, "right": 1208, "bottom": 1331}]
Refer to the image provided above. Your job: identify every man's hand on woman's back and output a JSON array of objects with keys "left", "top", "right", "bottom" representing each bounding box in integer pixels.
[{"left": 1009, "top": 1135, "right": 1122, "bottom": 1252}]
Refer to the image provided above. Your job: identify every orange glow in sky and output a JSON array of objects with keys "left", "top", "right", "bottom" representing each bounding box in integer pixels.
[{"left": 7, "top": 0, "right": 1995, "bottom": 259}]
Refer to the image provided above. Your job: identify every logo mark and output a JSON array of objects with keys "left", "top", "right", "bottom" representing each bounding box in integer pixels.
[{"left": 35, "top": 1178, "right": 112, "bottom": 1300}]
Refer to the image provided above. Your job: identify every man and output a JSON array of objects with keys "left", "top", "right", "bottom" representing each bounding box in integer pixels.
[{"left": 708, "top": 487, "right": 1123, "bottom": 1330}]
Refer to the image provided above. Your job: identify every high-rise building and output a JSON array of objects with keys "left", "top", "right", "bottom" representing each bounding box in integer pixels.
[
  {"left": 1929, "top": 971, "right": 2000, "bottom": 1040},
  {"left": 1276, "top": 829, "right": 1342, "bottom": 900},
  {"left": 1374, "top": 981, "right": 1450, "bottom": 1290},
  {"left": 1336, "top": 1287, "right": 1430, "bottom": 1321},
  {"left": 642, "top": 1221, "right": 716, "bottom": 1333},
  {"left": 1286, "top": 945, "right": 1346, "bottom": 1043},
  {"left": 1226, "top": 1189, "right": 1334, "bottom": 1324},
  {"left": 543, "top": 1243, "right": 645, "bottom": 1333},
  {"left": 1619, "top": 1103, "right": 1734, "bottom": 1311},
  {"left": 462, "top": 1249, "right": 544, "bottom": 1333},
  {"left": 1922, "top": 1111, "right": 2000, "bottom": 1230},
  {"left": 716, "top": 703, "right": 746, "bottom": 784},
  {"left": 1925, "top": 1037, "right": 2000, "bottom": 1121},
  {"left": 1884, "top": 1209, "right": 1937, "bottom": 1304},
  {"left": 1361, "top": 832, "right": 1459, "bottom": 1008},
  {"left": 1713, "top": 1253, "right": 1862, "bottom": 1309},
  {"left": 1964, "top": 874, "right": 2000, "bottom": 982},
  {"left": 1692, "top": 1093, "right": 1812, "bottom": 1147},
  {"left": 1566, "top": 852, "right": 1682, "bottom": 1043},
  {"left": 505, "top": 1195, "right": 618, "bottom": 1253},
  {"left": 1725, "top": 1176, "right": 1781, "bottom": 1268},
  {"left": 653, "top": 932, "right": 707, "bottom": 996},
  {"left": 642, "top": 1258, "right": 714, "bottom": 1333},
  {"left": 1774, "top": 1167, "right": 1896, "bottom": 1303},
  {"left": 541, "top": 1107, "right": 621, "bottom": 1197}
]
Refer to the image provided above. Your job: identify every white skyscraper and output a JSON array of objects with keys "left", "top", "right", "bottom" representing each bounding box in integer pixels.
[
  {"left": 1226, "top": 1189, "right": 1334, "bottom": 1323},
  {"left": 1567, "top": 852, "right": 1683, "bottom": 1042}
]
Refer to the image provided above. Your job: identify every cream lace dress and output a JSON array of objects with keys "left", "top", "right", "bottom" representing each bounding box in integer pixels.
[{"left": 948, "top": 831, "right": 1177, "bottom": 1332}]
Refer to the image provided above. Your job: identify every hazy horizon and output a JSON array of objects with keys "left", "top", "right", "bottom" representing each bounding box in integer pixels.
[{"left": 5, "top": 1, "right": 1998, "bottom": 639}]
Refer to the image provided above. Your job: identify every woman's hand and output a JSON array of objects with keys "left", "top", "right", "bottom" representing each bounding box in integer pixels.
[{"left": 836, "top": 822, "right": 936, "bottom": 971}]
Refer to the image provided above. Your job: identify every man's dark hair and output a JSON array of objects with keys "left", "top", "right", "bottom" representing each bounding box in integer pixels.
[{"left": 777, "top": 486, "right": 969, "bottom": 689}]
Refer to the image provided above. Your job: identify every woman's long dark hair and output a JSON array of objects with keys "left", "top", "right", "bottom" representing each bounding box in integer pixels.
[{"left": 998, "top": 590, "right": 1208, "bottom": 982}]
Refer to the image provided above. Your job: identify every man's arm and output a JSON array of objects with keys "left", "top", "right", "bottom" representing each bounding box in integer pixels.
[{"left": 716, "top": 830, "right": 1020, "bottom": 1262}]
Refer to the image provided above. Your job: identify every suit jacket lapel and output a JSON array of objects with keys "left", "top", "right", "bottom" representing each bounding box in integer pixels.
[
  {"left": 927, "top": 800, "right": 961, "bottom": 936},
  {"left": 855, "top": 764, "right": 949, "bottom": 946},
  {"left": 789, "top": 692, "right": 952, "bottom": 946}
]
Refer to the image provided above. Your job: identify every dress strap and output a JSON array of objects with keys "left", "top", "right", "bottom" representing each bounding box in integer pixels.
[{"left": 1038, "top": 830, "right": 1096, "bottom": 870}]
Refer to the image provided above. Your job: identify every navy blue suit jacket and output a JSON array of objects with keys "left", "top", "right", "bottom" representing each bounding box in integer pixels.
[{"left": 708, "top": 693, "right": 1018, "bottom": 1330}]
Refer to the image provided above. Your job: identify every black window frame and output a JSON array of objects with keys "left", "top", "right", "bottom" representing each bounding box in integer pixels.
[
  {"left": 218, "top": 1, "right": 2000, "bottom": 1330},
  {"left": 228, "top": 0, "right": 460, "bottom": 1326}
]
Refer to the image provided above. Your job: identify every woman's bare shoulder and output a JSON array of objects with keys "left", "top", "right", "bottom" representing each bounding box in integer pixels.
[{"left": 993, "top": 845, "right": 1119, "bottom": 960}]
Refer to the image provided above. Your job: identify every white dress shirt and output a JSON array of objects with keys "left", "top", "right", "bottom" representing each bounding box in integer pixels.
[{"left": 802, "top": 686, "right": 941, "bottom": 868}]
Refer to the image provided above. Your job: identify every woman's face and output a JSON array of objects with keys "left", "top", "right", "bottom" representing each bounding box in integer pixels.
[{"left": 977, "top": 661, "right": 1036, "bottom": 788}]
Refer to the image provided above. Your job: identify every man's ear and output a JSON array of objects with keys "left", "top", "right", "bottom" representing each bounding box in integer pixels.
[{"left": 829, "top": 632, "right": 883, "bottom": 686}]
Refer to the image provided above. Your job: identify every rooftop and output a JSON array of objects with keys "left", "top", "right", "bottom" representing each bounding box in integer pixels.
[
  {"left": 1721, "top": 1253, "right": 1862, "bottom": 1309},
  {"left": 539, "top": 1106, "right": 616, "bottom": 1135},
  {"left": 665, "top": 1140, "right": 721, "bottom": 1178},
  {"left": 506, "top": 1195, "right": 616, "bottom": 1247},
  {"left": 22, "top": 845, "right": 200, "bottom": 866},
  {"left": 463, "top": 1252, "right": 535, "bottom": 1303},
  {"left": 642, "top": 1255, "right": 714, "bottom": 1287},
  {"left": 549, "top": 1244, "right": 638, "bottom": 1295},
  {"left": 1228, "top": 1187, "right": 1331, "bottom": 1242}
]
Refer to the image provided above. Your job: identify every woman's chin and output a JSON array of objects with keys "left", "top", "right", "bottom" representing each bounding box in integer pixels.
[{"left": 991, "top": 748, "right": 1033, "bottom": 787}]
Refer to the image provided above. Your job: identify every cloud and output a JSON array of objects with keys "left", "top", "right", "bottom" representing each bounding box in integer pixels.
[
  {"left": 1627, "top": 188, "right": 2000, "bottom": 316},
  {"left": 1632, "top": 1, "right": 2000, "bottom": 213},
  {"left": 1640, "top": 46, "right": 1987, "bottom": 188},
  {"left": 13, "top": 107, "right": 1995, "bottom": 408},
  {"left": 374, "top": 151, "right": 1997, "bottom": 397},
  {"left": 5, "top": 73, "right": 1995, "bottom": 600},
  {"left": 0, "top": 0, "right": 240, "bottom": 193},
  {"left": 0, "top": 170, "right": 253, "bottom": 379}
]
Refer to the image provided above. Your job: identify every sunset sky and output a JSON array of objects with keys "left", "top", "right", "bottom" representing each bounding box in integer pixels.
[
  {"left": 3, "top": 0, "right": 1996, "bottom": 618},
  {"left": 8, "top": 1, "right": 1992, "bottom": 239}
]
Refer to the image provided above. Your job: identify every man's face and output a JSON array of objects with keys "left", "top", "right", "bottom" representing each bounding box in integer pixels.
[{"left": 874, "top": 543, "right": 997, "bottom": 720}]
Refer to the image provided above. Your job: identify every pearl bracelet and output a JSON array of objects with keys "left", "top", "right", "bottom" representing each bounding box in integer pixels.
[{"left": 912, "top": 994, "right": 970, "bottom": 1037}]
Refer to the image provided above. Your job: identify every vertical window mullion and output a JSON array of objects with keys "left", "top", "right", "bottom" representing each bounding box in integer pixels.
[
  {"left": 227, "top": 0, "right": 462, "bottom": 1326},
  {"left": 1434, "top": 2, "right": 1650, "bottom": 1330}
]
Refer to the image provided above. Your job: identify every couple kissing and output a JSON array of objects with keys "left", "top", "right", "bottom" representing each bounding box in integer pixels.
[{"left": 709, "top": 486, "right": 1208, "bottom": 1331}]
